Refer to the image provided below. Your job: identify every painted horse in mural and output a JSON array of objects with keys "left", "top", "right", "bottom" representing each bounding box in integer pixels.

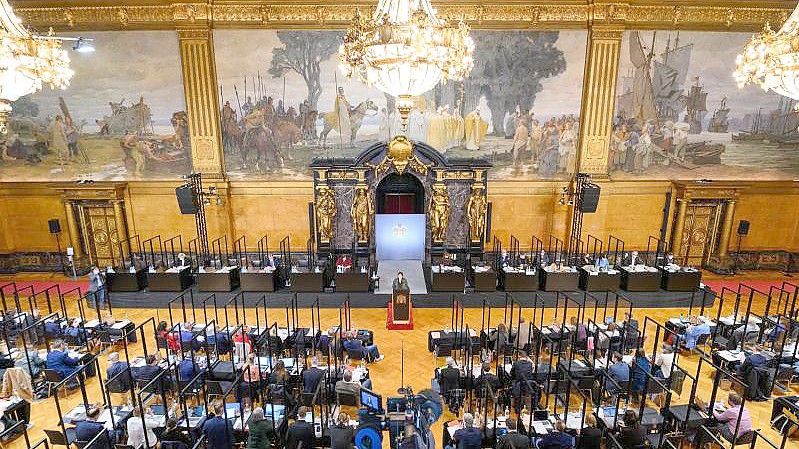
[
  {"left": 320, "top": 99, "right": 378, "bottom": 148},
  {"left": 242, "top": 126, "right": 284, "bottom": 172}
]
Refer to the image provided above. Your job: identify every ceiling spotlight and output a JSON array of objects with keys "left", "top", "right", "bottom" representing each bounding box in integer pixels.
[{"left": 72, "top": 37, "right": 95, "bottom": 53}]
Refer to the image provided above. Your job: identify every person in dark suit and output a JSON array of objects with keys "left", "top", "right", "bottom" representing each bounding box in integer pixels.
[
  {"left": 161, "top": 418, "right": 192, "bottom": 448},
  {"left": 577, "top": 414, "right": 602, "bottom": 449},
  {"left": 302, "top": 357, "right": 325, "bottom": 394},
  {"left": 496, "top": 419, "right": 529, "bottom": 449},
  {"left": 106, "top": 352, "right": 131, "bottom": 392},
  {"left": 605, "top": 352, "right": 630, "bottom": 395},
  {"left": 285, "top": 406, "right": 314, "bottom": 449},
  {"left": 328, "top": 412, "right": 355, "bottom": 449},
  {"left": 476, "top": 363, "right": 500, "bottom": 397},
  {"left": 75, "top": 407, "right": 113, "bottom": 449},
  {"left": 510, "top": 351, "right": 536, "bottom": 411},
  {"left": 451, "top": 413, "right": 482, "bottom": 449},
  {"left": 537, "top": 250, "right": 550, "bottom": 267},
  {"left": 202, "top": 403, "right": 234, "bottom": 449},
  {"left": 617, "top": 410, "right": 646, "bottom": 449},
  {"left": 622, "top": 251, "right": 642, "bottom": 267},
  {"left": 393, "top": 272, "right": 410, "bottom": 293},
  {"left": 46, "top": 341, "right": 80, "bottom": 379},
  {"left": 539, "top": 420, "right": 574, "bottom": 449},
  {"left": 439, "top": 357, "right": 461, "bottom": 396}
]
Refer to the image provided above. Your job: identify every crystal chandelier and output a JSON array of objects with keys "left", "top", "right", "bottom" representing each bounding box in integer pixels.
[
  {"left": 338, "top": 0, "right": 474, "bottom": 132},
  {"left": 0, "top": 0, "right": 74, "bottom": 133},
  {"left": 734, "top": 6, "right": 799, "bottom": 105}
]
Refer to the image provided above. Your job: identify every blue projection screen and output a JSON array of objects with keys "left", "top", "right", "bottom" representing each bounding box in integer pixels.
[{"left": 375, "top": 214, "right": 426, "bottom": 260}]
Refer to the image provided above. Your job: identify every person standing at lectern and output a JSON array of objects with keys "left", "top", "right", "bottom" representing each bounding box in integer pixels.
[{"left": 393, "top": 272, "right": 409, "bottom": 293}]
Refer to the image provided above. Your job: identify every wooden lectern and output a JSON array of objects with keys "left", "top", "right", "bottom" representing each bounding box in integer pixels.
[{"left": 392, "top": 289, "right": 410, "bottom": 323}]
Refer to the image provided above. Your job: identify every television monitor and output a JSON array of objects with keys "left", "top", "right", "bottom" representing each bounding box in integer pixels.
[
  {"left": 360, "top": 388, "right": 382, "bottom": 412},
  {"left": 533, "top": 409, "right": 549, "bottom": 421}
]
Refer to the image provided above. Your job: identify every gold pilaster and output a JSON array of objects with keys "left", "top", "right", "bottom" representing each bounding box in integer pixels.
[
  {"left": 63, "top": 200, "right": 83, "bottom": 259},
  {"left": 717, "top": 199, "right": 737, "bottom": 258},
  {"left": 112, "top": 200, "right": 129, "bottom": 257},
  {"left": 671, "top": 197, "right": 690, "bottom": 262},
  {"left": 575, "top": 26, "right": 623, "bottom": 176},
  {"left": 178, "top": 28, "right": 225, "bottom": 177}
]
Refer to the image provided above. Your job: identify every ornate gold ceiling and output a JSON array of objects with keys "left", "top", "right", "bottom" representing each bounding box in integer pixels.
[{"left": 9, "top": 1, "right": 797, "bottom": 31}]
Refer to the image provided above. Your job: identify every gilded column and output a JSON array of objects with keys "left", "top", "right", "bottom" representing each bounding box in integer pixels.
[
  {"left": 112, "top": 200, "right": 129, "bottom": 256},
  {"left": 63, "top": 200, "right": 83, "bottom": 259},
  {"left": 717, "top": 199, "right": 737, "bottom": 259},
  {"left": 178, "top": 28, "right": 225, "bottom": 177},
  {"left": 671, "top": 197, "right": 690, "bottom": 262},
  {"left": 575, "top": 26, "right": 623, "bottom": 176}
]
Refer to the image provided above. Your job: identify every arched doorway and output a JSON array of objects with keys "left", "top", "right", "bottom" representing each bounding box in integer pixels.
[{"left": 375, "top": 173, "right": 425, "bottom": 214}]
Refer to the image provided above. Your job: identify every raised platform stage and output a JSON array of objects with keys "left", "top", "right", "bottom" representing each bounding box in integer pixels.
[{"left": 108, "top": 287, "right": 715, "bottom": 309}]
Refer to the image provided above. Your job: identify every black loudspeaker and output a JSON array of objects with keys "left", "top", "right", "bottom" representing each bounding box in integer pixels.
[
  {"left": 581, "top": 184, "right": 601, "bottom": 213},
  {"left": 737, "top": 220, "right": 750, "bottom": 236},
  {"left": 48, "top": 219, "right": 61, "bottom": 234},
  {"left": 175, "top": 185, "right": 198, "bottom": 214}
]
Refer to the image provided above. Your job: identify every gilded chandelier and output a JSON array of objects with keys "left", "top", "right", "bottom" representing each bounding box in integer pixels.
[
  {"left": 0, "top": 0, "right": 74, "bottom": 133},
  {"left": 734, "top": 6, "right": 799, "bottom": 105},
  {"left": 338, "top": 0, "right": 474, "bottom": 132}
]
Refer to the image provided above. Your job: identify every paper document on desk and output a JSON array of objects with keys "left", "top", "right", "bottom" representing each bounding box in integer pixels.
[{"left": 533, "top": 422, "right": 550, "bottom": 435}]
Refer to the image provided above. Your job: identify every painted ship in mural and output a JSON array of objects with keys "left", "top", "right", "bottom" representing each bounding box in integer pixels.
[
  {"left": 613, "top": 31, "right": 724, "bottom": 171},
  {"left": 732, "top": 96, "right": 799, "bottom": 147}
]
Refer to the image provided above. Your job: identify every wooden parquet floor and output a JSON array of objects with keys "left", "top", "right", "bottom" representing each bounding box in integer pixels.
[{"left": 1, "top": 271, "right": 797, "bottom": 449}]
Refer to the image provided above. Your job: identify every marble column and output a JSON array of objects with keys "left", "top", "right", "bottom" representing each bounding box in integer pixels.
[
  {"left": 717, "top": 199, "right": 736, "bottom": 259},
  {"left": 63, "top": 200, "right": 83, "bottom": 259},
  {"left": 575, "top": 26, "right": 623, "bottom": 176},
  {"left": 671, "top": 198, "right": 690, "bottom": 263},
  {"left": 112, "top": 200, "right": 128, "bottom": 259}
]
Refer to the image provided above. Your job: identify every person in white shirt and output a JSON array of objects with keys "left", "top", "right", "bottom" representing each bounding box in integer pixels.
[
  {"left": 126, "top": 406, "right": 165, "bottom": 449},
  {"left": 654, "top": 344, "right": 675, "bottom": 379}
]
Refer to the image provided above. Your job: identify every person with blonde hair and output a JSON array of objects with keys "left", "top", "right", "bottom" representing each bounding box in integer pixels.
[
  {"left": 578, "top": 414, "right": 602, "bottom": 449},
  {"left": 329, "top": 412, "right": 355, "bottom": 449}
]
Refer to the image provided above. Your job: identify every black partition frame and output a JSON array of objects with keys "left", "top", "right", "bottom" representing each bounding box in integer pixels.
[
  {"left": 142, "top": 235, "right": 163, "bottom": 269},
  {"left": 117, "top": 234, "right": 142, "bottom": 269},
  {"left": 607, "top": 235, "right": 625, "bottom": 266},
  {"left": 162, "top": 235, "right": 185, "bottom": 267},
  {"left": 647, "top": 235, "right": 668, "bottom": 267}
]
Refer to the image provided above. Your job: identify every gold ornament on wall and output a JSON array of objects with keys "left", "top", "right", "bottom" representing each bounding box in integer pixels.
[
  {"left": 466, "top": 183, "right": 488, "bottom": 242},
  {"left": 315, "top": 184, "right": 336, "bottom": 243},
  {"left": 369, "top": 136, "right": 432, "bottom": 176},
  {"left": 429, "top": 182, "right": 450, "bottom": 243},
  {"left": 350, "top": 184, "right": 373, "bottom": 243}
]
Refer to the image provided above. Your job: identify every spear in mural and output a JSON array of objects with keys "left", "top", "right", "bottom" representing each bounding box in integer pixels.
[
  {"left": 258, "top": 71, "right": 264, "bottom": 100},
  {"left": 282, "top": 76, "right": 286, "bottom": 111},
  {"left": 334, "top": 70, "right": 344, "bottom": 151},
  {"left": 244, "top": 77, "right": 248, "bottom": 104},
  {"left": 233, "top": 85, "right": 243, "bottom": 119}
]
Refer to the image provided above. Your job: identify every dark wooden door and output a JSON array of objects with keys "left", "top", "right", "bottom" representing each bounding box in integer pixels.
[{"left": 384, "top": 193, "right": 416, "bottom": 214}]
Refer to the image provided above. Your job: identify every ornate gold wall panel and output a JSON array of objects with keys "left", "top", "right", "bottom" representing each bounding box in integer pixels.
[
  {"left": 576, "top": 26, "right": 622, "bottom": 176},
  {"left": 178, "top": 28, "right": 225, "bottom": 176},
  {"left": 14, "top": 2, "right": 793, "bottom": 32}
]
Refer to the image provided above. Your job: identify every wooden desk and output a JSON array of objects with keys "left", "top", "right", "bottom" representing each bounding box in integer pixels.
[
  {"left": 147, "top": 267, "right": 193, "bottom": 292},
  {"left": 429, "top": 268, "right": 465, "bottom": 292},
  {"left": 290, "top": 271, "right": 324, "bottom": 292},
  {"left": 660, "top": 269, "right": 701, "bottom": 291},
  {"left": 198, "top": 268, "right": 241, "bottom": 292},
  {"left": 472, "top": 269, "right": 497, "bottom": 292},
  {"left": 335, "top": 271, "right": 370, "bottom": 292},
  {"left": 620, "top": 268, "right": 661, "bottom": 292},
  {"left": 107, "top": 270, "right": 147, "bottom": 292},
  {"left": 502, "top": 271, "right": 538, "bottom": 291},
  {"left": 578, "top": 268, "right": 620, "bottom": 292},
  {"left": 540, "top": 269, "right": 579, "bottom": 291},
  {"left": 240, "top": 271, "right": 277, "bottom": 292}
]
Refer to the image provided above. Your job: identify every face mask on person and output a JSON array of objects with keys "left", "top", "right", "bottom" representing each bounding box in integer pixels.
[{"left": 93, "top": 268, "right": 100, "bottom": 274}]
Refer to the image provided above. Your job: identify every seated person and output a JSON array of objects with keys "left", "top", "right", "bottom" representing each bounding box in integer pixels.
[
  {"left": 617, "top": 410, "right": 645, "bottom": 449},
  {"left": 622, "top": 250, "right": 643, "bottom": 267},
  {"left": 595, "top": 253, "right": 610, "bottom": 271},
  {"left": 654, "top": 344, "right": 675, "bottom": 379},
  {"left": 14, "top": 343, "right": 45, "bottom": 378},
  {"left": 106, "top": 352, "right": 131, "bottom": 393},
  {"left": 682, "top": 317, "right": 710, "bottom": 350},
  {"left": 202, "top": 403, "right": 234, "bottom": 449},
  {"left": 438, "top": 357, "right": 461, "bottom": 397},
  {"left": 178, "top": 355, "right": 205, "bottom": 385},
  {"left": 161, "top": 417, "right": 192, "bottom": 447},
  {"left": 709, "top": 393, "right": 752, "bottom": 444},
  {"left": 738, "top": 345, "right": 769, "bottom": 376},
  {"left": 127, "top": 406, "right": 163, "bottom": 449},
  {"left": 497, "top": 419, "right": 529, "bottom": 449},
  {"left": 246, "top": 407, "right": 275, "bottom": 449},
  {"left": 488, "top": 323, "right": 510, "bottom": 356},
  {"left": 731, "top": 317, "right": 760, "bottom": 345},
  {"left": 75, "top": 406, "right": 114, "bottom": 449},
  {"left": 451, "top": 413, "right": 482, "bottom": 449},
  {"left": 441, "top": 251, "right": 454, "bottom": 267},
  {"left": 578, "top": 414, "right": 602, "bottom": 449},
  {"left": 335, "top": 370, "right": 360, "bottom": 397},
  {"left": 537, "top": 249, "right": 550, "bottom": 267},
  {"left": 285, "top": 406, "right": 314, "bottom": 449},
  {"left": 46, "top": 341, "right": 81, "bottom": 380},
  {"left": 664, "top": 253, "right": 680, "bottom": 270},
  {"left": 133, "top": 354, "right": 163, "bottom": 387},
  {"left": 476, "top": 362, "right": 500, "bottom": 396},
  {"left": 329, "top": 412, "right": 355, "bottom": 449},
  {"left": 64, "top": 318, "right": 89, "bottom": 344},
  {"left": 539, "top": 420, "right": 574, "bottom": 449},
  {"left": 232, "top": 328, "right": 252, "bottom": 348},
  {"left": 343, "top": 331, "right": 383, "bottom": 362},
  {"left": 302, "top": 357, "right": 325, "bottom": 394},
  {"left": 581, "top": 253, "right": 593, "bottom": 266},
  {"left": 604, "top": 352, "right": 630, "bottom": 395},
  {"left": 630, "top": 349, "right": 651, "bottom": 403}
]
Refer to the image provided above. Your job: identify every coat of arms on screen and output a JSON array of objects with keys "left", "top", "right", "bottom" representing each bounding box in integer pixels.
[{"left": 392, "top": 222, "right": 409, "bottom": 238}]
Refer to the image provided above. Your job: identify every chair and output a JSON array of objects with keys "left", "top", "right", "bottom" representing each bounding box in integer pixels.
[
  {"left": 206, "top": 380, "right": 225, "bottom": 402},
  {"left": 337, "top": 390, "right": 359, "bottom": 407},
  {"left": 44, "top": 369, "right": 76, "bottom": 397},
  {"left": 345, "top": 347, "right": 364, "bottom": 362},
  {"left": 94, "top": 330, "right": 114, "bottom": 350},
  {"left": 732, "top": 430, "right": 753, "bottom": 446},
  {"left": 44, "top": 429, "right": 77, "bottom": 448},
  {"left": 434, "top": 343, "right": 453, "bottom": 358}
]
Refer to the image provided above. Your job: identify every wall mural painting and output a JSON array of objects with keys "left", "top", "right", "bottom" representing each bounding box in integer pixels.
[
  {"left": 612, "top": 31, "right": 799, "bottom": 180},
  {"left": 215, "top": 30, "right": 587, "bottom": 180},
  {"left": 0, "top": 31, "right": 191, "bottom": 181}
]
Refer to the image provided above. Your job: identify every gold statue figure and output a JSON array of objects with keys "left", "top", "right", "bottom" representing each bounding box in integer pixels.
[
  {"left": 315, "top": 185, "right": 337, "bottom": 243},
  {"left": 351, "top": 185, "right": 373, "bottom": 243},
  {"left": 429, "top": 183, "right": 450, "bottom": 243},
  {"left": 466, "top": 184, "right": 488, "bottom": 242}
]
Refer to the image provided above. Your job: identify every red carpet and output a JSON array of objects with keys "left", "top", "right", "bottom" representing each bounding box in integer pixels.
[
  {"left": 386, "top": 301, "right": 414, "bottom": 330},
  {"left": 0, "top": 279, "right": 89, "bottom": 300},
  {"left": 703, "top": 278, "right": 798, "bottom": 295}
]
